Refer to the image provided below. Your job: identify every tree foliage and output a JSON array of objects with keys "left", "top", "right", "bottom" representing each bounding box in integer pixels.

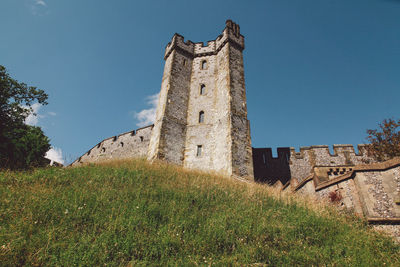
[
  {"left": 0, "top": 65, "right": 50, "bottom": 169},
  {"left": 366, "top": 118, "right": 400, "bottom": 162}
]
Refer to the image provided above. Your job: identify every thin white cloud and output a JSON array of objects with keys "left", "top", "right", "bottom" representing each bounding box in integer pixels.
[
  {"left": 30, "top": 0, "right": 48, "bottom": 15},
  {"left": 35, "top": 0, "right": 47, "bottom": 7},
  {"left": 23, "top": 104, "right": 56, "bottom": 125},
  {"left": 24, "top": 103, "right": 43, "bottom": 126},
  {"left": 45, "top": 147, "right": 65, "bottom": 165},
  {"left": 134, "top": 93, "right": 159, "bottom": 127}
]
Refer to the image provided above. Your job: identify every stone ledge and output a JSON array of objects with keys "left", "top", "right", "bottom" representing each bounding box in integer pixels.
[{"left": 293, "top": 157, "right": 400, "bottom": 192}]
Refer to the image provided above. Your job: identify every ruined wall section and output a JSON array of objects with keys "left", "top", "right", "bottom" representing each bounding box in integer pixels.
[
  {"left": 71, "top": 125, "right": 153, "bottom": 166},
  {"left": 147, "top": 36, "right": 194, "bottom": 165}
]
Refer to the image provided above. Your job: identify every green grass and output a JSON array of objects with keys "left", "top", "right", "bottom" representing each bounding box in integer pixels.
[{"left": 1, "top": 159, "right": 399, "bottom": 266}]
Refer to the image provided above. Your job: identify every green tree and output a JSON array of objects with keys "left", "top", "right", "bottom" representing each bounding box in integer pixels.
[
  {"left": 0, "top": 65, "right": 51, "bottom": 169},
  {"left": 366, "top": 118, "right": 400, "bottom": 162}
]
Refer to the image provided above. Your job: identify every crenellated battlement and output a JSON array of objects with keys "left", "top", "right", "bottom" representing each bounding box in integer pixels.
[
  {"left": 164, "top": 19, "right": 244, "bottom": 60},
  {"left": 164, "top": 34, "right": 195, "bottom": 60},
  {"left": 290, "top": 144, "right": 369, "bottom": 159},
  {"left": 194, "top": 41, "right": 216, "bottom": 55},
  {"left": 218, "top": 19, "right": 244, "bottom": 51},
  {"left": 253, "top": 144, "right": 375, "bottom": 184}
]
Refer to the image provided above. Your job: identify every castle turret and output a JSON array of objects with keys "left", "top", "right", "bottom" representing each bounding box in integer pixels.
[{"left": 148, "top": 20, "right": 253, "bottom": 180}]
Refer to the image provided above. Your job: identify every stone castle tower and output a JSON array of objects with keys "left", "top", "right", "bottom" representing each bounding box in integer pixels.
[{"left": 147, "top": 20, "right": 254, "bottom": 179}]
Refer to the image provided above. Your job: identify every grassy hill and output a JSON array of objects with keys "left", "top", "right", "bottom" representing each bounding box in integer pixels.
[{"left": 1, "top": 159, "right": 399, "bottom": 266}]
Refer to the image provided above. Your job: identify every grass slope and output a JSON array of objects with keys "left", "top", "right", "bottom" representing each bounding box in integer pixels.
[{"left": 1, "top": 159, "right": 399, "bottom": 266}]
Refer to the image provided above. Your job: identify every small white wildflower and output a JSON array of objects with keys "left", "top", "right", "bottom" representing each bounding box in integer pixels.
[
  {"left": 78, "top": 206, "right": 83, "bottom": 210},
  {"left": 64, "top": 209, "right": 69, "bottom": 214},
  {"left": 136, "top": 206, "right": 139, "bottom": 209}
]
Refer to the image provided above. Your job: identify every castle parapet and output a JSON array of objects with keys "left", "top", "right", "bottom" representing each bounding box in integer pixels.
[
  {"left": 255, "top": 144, "right": 376, "bottom": 185},
  {"left": 164, "top": 34, "right": 195, "bottom": 60},
  {"left": 217, "top": 19, "right": 244, "bottom": 51},
  {"left": 194, "top": 41, "right": 216, "bottom": 56},
  {"left": 290, "top": 146, "right": 312, "bottom": 159},
  {"left": 164, "top": 19, "right": 244, "bottom": 60},
  {"left": 71, "top": 125, "right": 154, "bottom": 166}
]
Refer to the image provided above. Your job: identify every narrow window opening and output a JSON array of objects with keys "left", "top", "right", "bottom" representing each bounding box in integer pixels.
[
  {"left": 140, "top": 136, "right": 144, "bottom": 142},
  {"left": 97, "top": 143, "right": 101, "bottom": 148},
  {"left": 120, "top": 142, "right": 124, "bottom": 147},
  {"left": 131, "top": 131, "right": 136, "bottom": 136},
  {"left": 113, "top": 136, "right": 117, "bottom": 142},
  {"left": 183, "top": 59, "right": 187, "bottom": 66},
  {"left": 102, "top": 147, "right": 106, "bottom": 153},
  {"left": 200, "top": 84, "right": 206, "bottom": 95},
  {"left": 87, "top": 150, "right": 91, "bottom": 156},
  {"left": 201, "top": 60, "right": 207, "bottom": 70},
  {"left": 196, "top": 145, "right": 202, "bottom": 157},
  {"left": 199, "top": 111, "right": 205, "bottom": 123}
]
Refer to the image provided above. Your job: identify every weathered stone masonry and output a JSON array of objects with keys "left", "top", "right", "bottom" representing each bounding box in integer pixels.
[
  {"left": 148, "top": 20, "right": 254, "bottom": 179},
  {"left": 253, "top": 144, "right": 374, "bottom": 185},
  {"left": 71, "top": 125, "right": 153, "bottom": 165}
]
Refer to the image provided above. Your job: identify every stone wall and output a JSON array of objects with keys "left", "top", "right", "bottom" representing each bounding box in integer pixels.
[
  {"left": 71, "top": 125, "right": 153, "bottom": 166},
  {"left": 294, "top": 158, "right": 400, "bottom": 240},
  {"left": 147, "top": 46, "right": 193, "bottom": 165},
  {"left": 253, "top": 144, "right": 375, "bottom": 184},
  {"left": 184, "top": 47, "right": 219, "bottom": 172},
  {"left": 208, "top": 43, "right": 232, "bottom": 175},
  {"left": 252, "top": 147, "right": 291, "bottom": 185},
  {"left": 355, "top": 167, "right": 400, "bottom": 219},
  {"left": 228, "top": 41, "right": 253, "bottom": 178}
]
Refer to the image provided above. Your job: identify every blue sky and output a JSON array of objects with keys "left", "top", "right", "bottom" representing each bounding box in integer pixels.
[{"left": 1, "top": 0, "right": 399, "bottom": 163}]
